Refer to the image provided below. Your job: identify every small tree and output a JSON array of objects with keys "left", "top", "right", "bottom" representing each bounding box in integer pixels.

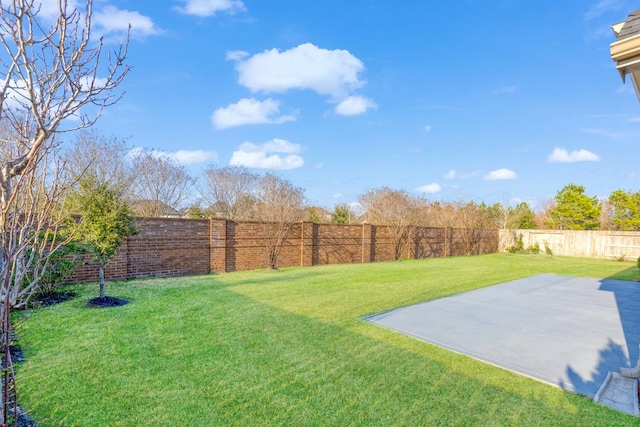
[
  {"left": 253, "top": 173, "right": 305, "bottom": 269},
  {"left": 67, "top": 177, "right": 137, "bottom": 299},
  {"left": 185, "top": 203, "right": 207, "bottom": 219},
  {"left": 332, "top": 203, "right": 355, "bottom": 224},
  {"left": 305, "top": 206, "right": 321, "bottom": 223}
]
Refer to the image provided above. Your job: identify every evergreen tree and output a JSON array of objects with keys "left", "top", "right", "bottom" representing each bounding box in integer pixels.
[
  {"left": 547, "top": 184, "right": 601, "bottom": 230},
  {"left": 306, "top": 206, "right": 322, "bottom": 223},
  {"left": 608, "top": 189, "right": 640, "bottom": 231},
  {"left": 509, "top": 202, "right": 537, "bottom": 229},
  {"left": 332, "top": 203, "right": 355, "bottom": 224},
  {"left": 67, "top": 177, "right": 138, "bottom": 299}
]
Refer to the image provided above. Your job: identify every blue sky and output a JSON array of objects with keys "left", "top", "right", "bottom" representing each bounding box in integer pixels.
[{"left": 71, "top": 0, "right": 640, "bottom": 211}]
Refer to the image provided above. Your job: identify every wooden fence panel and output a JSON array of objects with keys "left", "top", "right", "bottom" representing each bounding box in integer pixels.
[{"left": 500, "top": 229, "right": 640, "bottom": 261}]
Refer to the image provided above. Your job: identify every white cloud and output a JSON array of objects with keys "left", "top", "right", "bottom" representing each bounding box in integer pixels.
[
  {"left": 231, "top": 43, "right": 365, "bottom": 99},
  {"left": 229, "top": 138, "right": 304, "bottom": 170},
  {"left": 94, "top": 6, "right": 161, "bottom": 39},
  {"left": 415, "top": 183, "right": 442, "bottom": 194},
  {"left": 424, "top": 125, "right": 432, "bottom": 133},
  {"left": 79, "top": 76, "right": 109, "bottom": 92},
  {"left": 226, "top": 50, "right": 249, "bottom": 61},
  {"left": 128, "top": 147, "right": 217, "bottom": 165},
  {"left": 174, "top": 0, "right": 246, "bottom": 17},
  {"left": 36, "top": 0, "right": 79, "bottom": 20},
  {"left": 335, "top": 95, "right": 377, "bottom": 116},
  {"left": 584, "top": 0, "right": 626, "bottom": 21},
  {"left": 211, "top": 98, "right": 295, "bottom": 129},
  {"left": 442, "top": 169, "right": 480, "bottom": 180},
  {"left": 31, "top": 2, "right": 160, "bottom": 41},
  {"left": 580, "top": 127, "right": 640, "bottom": 138},
  {"left": 484, "top": 168, "right": 517, "bottom": 181},
  {"left": 171, "top": 150, "right": 218, "bottom": 165},
  {"left": 548, "top": 147, "right": 600, "bottom": 163},
  {"left": 3, "top": 79, "right": 31, "bottom": 111},
  {"left": 261, "top": 138, "right": 300, "bottom": 153},
  {"left": 443, "top": 169, "right": 457, "bottom": 180}
]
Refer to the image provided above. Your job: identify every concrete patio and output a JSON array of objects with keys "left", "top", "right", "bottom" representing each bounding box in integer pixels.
[{"left": 366, "top": 274, "right": 640, "bottom": 414}]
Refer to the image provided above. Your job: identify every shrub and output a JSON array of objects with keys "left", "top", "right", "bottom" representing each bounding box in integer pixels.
[
  {"left": 507, "top": 234, "right": 550, "bottom": 255},
  {"left": 527, "top": 242, "right": 540, "bottom": 254},
  {"left": 29, "top": 242, "right": 87, "bottom": 296},
  {"left": 507, "top": 233, "right": 525, "bottom": 253}
]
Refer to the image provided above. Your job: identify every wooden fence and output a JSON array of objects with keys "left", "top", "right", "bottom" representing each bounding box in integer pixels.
[{"left": 499, "top": 229, "right": 640, "bottom": 261}]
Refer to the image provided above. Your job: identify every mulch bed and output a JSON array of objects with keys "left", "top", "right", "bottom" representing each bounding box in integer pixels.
[
  {"left": 30, "top": 292, "right": 76, "bottom": 308},
  {"left": 86, "top": 296, "right": 129, "bottom": 308}
]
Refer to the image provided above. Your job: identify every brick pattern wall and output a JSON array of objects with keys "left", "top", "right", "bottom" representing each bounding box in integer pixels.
[
  {"left": 69, "top": 217, "right": 498, "bottom": 283},
  {"left": 70, "top": 217, "right": 211, "bottom": 283}
]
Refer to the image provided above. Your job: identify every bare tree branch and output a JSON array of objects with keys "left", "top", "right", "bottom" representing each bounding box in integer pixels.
[
  {"left": 199, "top": 165, "right": 258, "bottom": 220},
  {"left": 252, "top": 173, "right": 305, "bottom": 269},
  {"left": 0, "top": 1, "right": 129, "bottom": 420},
  {"left": 128, "top": 148, "right": 195, "bottom": 217}
]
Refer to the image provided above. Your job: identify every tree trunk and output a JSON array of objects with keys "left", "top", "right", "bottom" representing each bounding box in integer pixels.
[
  {"left": 99, "top": 264, "right": 105, "bottom": 298},
  {"left": 1, "top": 291, "right": 15, "bottom": 427}
]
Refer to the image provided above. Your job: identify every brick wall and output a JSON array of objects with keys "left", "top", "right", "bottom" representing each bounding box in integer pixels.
[
  {"left": 69, "top": 217, "right": 499, "bottom": 283},
  {"left": 70, "top": 217, "right": 211, "bottom": 283}
]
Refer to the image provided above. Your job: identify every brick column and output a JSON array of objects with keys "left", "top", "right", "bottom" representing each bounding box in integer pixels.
[
  {"left": 300, "top": 221, "right": 314, "bottom": 267},
  {"left": 444, "top": 227, "right": 452, "bottom": 257},
  {"left": 362, "top": 223, "right": 372, "bottom": 263},
  {"left": 209, "top": 218, "right": 227, "bottom": 273}
]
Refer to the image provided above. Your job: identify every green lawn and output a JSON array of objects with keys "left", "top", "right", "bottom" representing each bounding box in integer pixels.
[{"left": 14, "top": 253, "right": 640, "bottom": 426}]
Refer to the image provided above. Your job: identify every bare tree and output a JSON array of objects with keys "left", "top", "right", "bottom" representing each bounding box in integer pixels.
[
  {"left": 128, "top": 148, "right": 195, "bottom": 217},
  {"left": 199, "top": 165, "right": 258, "bottom": 219},
  {"left": 535, "top": 199, "right": 557, "bottom": 230},
  {"left": 63, "top": 129, "right": 132, "bottom": 194},
  {"left": 252, "top": 173, "right": 305, "bottom": 269},
  {"left": 424, "top": 201, "right": 456, "bottom": 228},
  {"left": 359, "top": 187, "right": 425, "bottom": 260},
  {"left": 452, "top": 202, "right": 490, "bottom": 255},
  {"left": 423, "top": 201, "right": 496, "bottom": 255},
  {"left": 0, "top": 0, "right": 129, "bottom": 421}
]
